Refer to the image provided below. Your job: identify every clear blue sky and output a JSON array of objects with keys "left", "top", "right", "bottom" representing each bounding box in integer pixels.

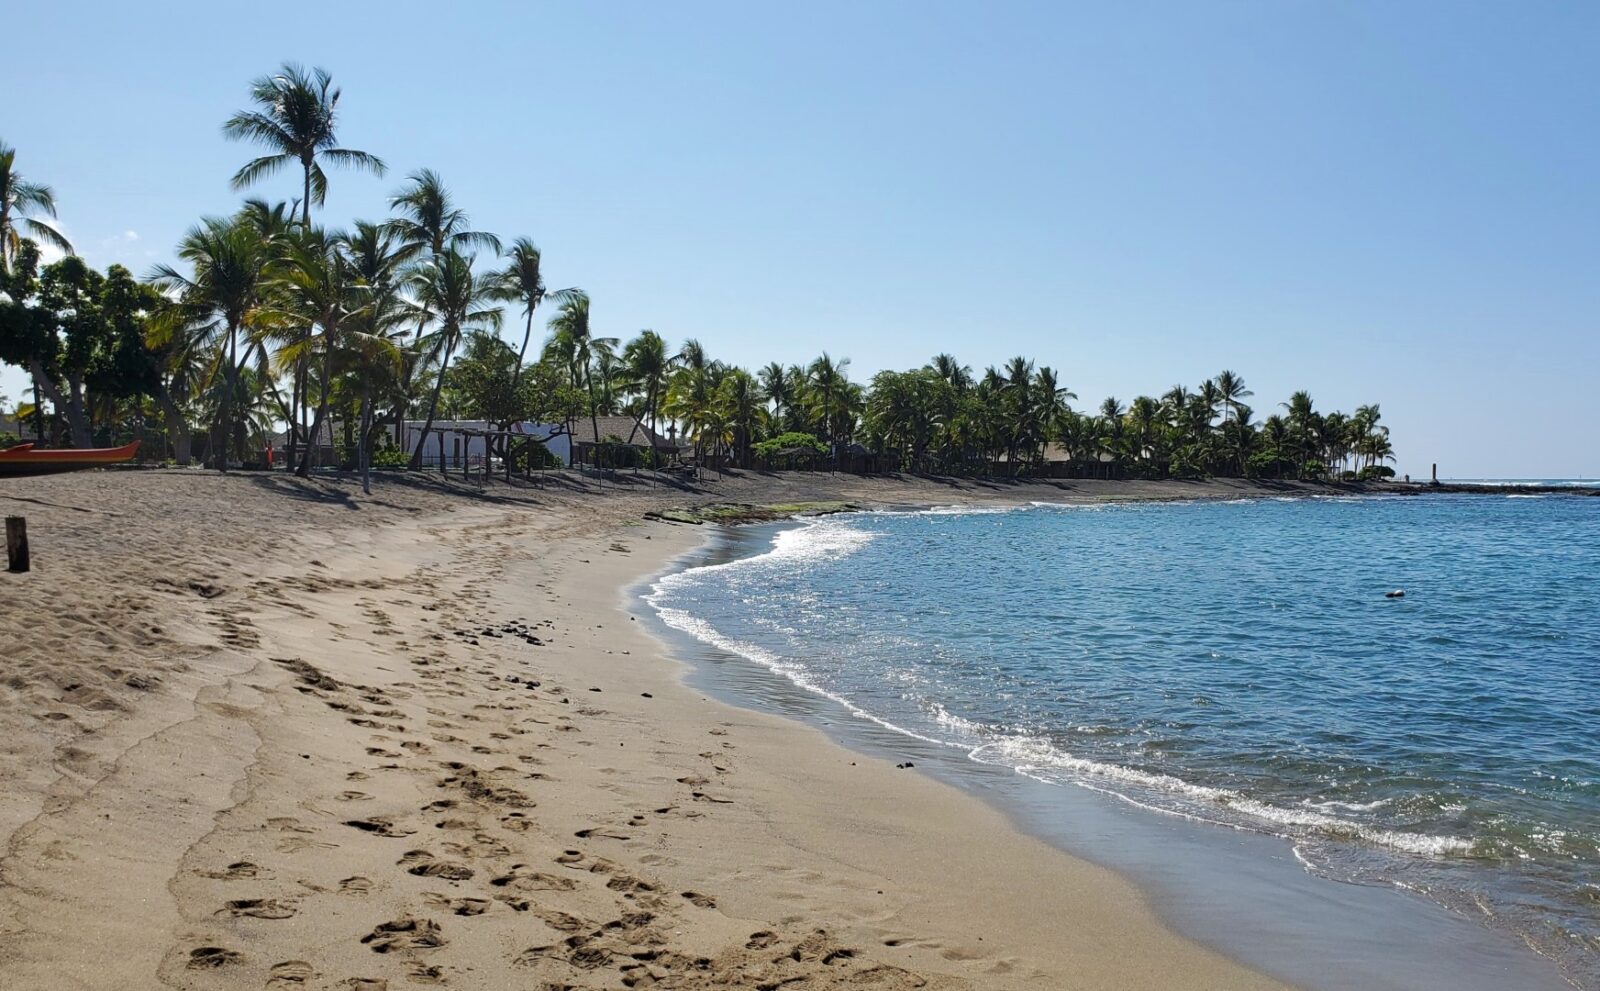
[{"left": 7, "top": 1, "right": 1598, "bottom": 478}]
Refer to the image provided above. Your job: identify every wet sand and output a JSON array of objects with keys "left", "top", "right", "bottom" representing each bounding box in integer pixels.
[{"left": 0, "top": 469, "right": 1322, "bottom": 989}]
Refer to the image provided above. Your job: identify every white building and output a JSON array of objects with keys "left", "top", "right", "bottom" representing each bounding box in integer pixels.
[{"left": 396, "top": 420, "right": 569, "bottom": 469}]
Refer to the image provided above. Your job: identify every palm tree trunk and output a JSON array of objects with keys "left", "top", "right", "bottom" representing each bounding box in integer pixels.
[
  {"left": 302, "top": 161, "right": 313, "bottom": 228},
  {"left": 297, "top": 340, "right": 336, "bottom": 478},
  {"left": 500, "top": 306, "right": 536, "bottom": 461},
  {"left": 157, "top": 383, "right": 191, "bottom": 466},
  {"left": 218, "top": 327, "right": 240, "bottom": 471},
  {"left": 585, "top": 363, "right": 602, "bottom": 472},
  {"left": 359, "top": 385, "right": 372, "bottom": 495},
  {"left": 409, "top": 333, "right": 458, "bottom": 470}
]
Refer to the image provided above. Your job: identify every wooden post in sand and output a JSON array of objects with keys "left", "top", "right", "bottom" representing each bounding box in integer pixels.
[{"left": 6, "top": 517, "right": 29, "bottom": 573}]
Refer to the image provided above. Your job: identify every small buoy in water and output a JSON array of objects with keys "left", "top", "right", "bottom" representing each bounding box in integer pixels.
[{"left": 1385, "top": 589, "right": 1406, "bottom": 599}]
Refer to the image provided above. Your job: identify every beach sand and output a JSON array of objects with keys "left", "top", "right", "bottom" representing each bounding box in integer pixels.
[{"left": 0, "top": 469, "right": 1311, "bottom": 989}]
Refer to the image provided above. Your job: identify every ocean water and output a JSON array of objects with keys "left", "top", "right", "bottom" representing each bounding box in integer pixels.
[{"left": 646, "top": 494, "right": 1600, "bottom": 988}]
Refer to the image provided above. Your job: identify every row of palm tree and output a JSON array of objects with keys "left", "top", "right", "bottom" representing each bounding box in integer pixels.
[{"left": 0, "top": 62, "right": 1395, "bottom": 483}]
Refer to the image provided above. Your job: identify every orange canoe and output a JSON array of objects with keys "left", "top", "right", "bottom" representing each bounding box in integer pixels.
[{"left": 0, "top": 441, "right": 140, "bottom": 476}]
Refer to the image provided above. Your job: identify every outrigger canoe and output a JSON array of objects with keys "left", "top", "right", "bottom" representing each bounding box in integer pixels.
[{"left": 0, "top": 441, "right": 140, "bottom": 477}]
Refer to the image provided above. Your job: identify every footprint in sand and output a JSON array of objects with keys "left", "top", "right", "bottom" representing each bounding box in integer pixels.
[
  {"left": 681, "top": 891, "right": 717, "bottom": 909},
  {"left": 199, "top": 861, "right": 264, "bottom": 880},
  {"left": 489, "top": 867, "right": 577, "bottom": 892},
  {"left": 529, "top": 908, "right": 589, "bottom": 931},
  {"left": 399, "top": 850, "right": 474, "bottom": 880},
  {"left": 217, "top": 898, "right": 297, "bottom": 919},
  {"left": 422, "top": 893, "right": 491, "bottom": 916},
  {"left": 338, "top": 876, "right": 373, "bottom": 896},
  {"left": 266, "top": 960, "right": 317, "bottom": 987},
  {"left": 185, "top": 946, "right": 243, "bottom": 969},
  {"left": 336, "top": 791, "right": 372, "bottom": 802},
  {"left": 344, "top": 817, "right": 415, "bottom": 837},
  {"left": 360, "top": 917, "right": 446, "bottom": 953},
  {"left": 745, "top": 931, "right": 779, "bottom": 950},
  {"left": 405, "top": 962, "right": 445, "bottom": 984}
]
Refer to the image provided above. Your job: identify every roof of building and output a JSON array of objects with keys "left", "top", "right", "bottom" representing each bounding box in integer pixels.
[{"left": 568, "top": 416, "right": 676, "bottom": 449}]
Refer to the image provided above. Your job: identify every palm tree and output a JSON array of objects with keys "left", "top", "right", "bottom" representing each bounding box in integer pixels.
[
  {"left": 717, "top": 367, "right": 766, "bottom": 468},
  {"left": 757, "top": 361, "right": 791, "bottom": 430},
  {"left": 546, "top": 294, "right": 618, "bottom": 468},
  {"left": 385, "top": 169, "right": 501, "bottom": 260},
  {"left": 621, "top": 330, "right": 673, "bottom": 459},
  {"left": 489, "top": 238, "right": 577, "bottom": 446},
  {"left": 406, "top": 251, "right": 502, "bottom": 468},
  {"left": 385, "top": 169, "right": 500, "bottom": 451},
  {"left": 264, "top": 228, "right": 368, "bottom": 476},
  {"left": 0, "top": 139, "right": 72, "bottom": 275},
  {"left": 341, "top": 222, "right": 409, "bottom": 491},
  {"left": 223, "top": 63, "right": 386, "bottom": 227},
  {"left": 807, "top": 353, "right": 850, "bottom": 461},
  {"left": 148, "top": 215, "right": 274, "bottom": 469}
]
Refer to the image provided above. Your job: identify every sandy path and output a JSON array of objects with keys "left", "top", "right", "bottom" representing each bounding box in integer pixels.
[{"left": 0, "top": 471, "right": 1302, "bottom": 989}]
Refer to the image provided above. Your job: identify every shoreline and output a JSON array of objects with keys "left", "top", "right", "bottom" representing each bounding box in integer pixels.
[
  {"left": 641, "top": 515, "right": 1574, "bottom": 991},
  {"left": 0, "top": 470, "right": 1578, "bottom": 989}
]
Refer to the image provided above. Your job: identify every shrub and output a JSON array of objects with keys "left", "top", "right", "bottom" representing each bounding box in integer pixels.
[{"left": 754, "top": 432, "right": 826, "bottom": 459}]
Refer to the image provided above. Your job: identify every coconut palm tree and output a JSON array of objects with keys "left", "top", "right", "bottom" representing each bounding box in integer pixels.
[
  {"left": 406, "top": 251, "right": 502, "bottom": 468},
  {"left": 385, "top": 169, "right": 501, "bottom": 450},
  {"left": 489, "top": 238, "right": 577, "bottom": 444},
  {"left": 807, "top": 353, "right": 850, "bottom": 459},
  {"left": 385, "top": 169, "right": 501, "bottom": 260},
  {"left": 148, "top": 215, "right": 275, "bottom": 469},
  {"left": 263, "top": 227, "right": 369, "bottom": 476},
  {"left": 757, "top": 361, "right": 791, "bottom": 431},
  {"left": 340, "top": 222, "right": 409, "bottom": 490},
  {"left": 717, "top": 367, "right": 766, "bottom": 468},
  {"left": 0, "top": 139, "right": 72, "bottom": 275},
  {"left": 223, "top": 63, "right": 386, "bottom": 227},
  {"left": 621, "top": 330, "right": 673, "bottom": 458},
  {"left": 546, "top": 294, "right": 618, "bottom": 468}
]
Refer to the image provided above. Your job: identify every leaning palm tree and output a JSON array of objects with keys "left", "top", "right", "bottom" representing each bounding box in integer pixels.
[
  {"left": 0, "top": 139, "right": 72, "bottom": 275},
  {"left": 223, "top": 63, "right": 387, "bottom": 227},
  {"left": 407, "top": 251, "right": 502, "bottom": 468}
]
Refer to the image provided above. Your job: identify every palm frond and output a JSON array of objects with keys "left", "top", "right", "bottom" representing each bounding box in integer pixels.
[
  {"left": 22, "top": 217, "right": 72, "bottom": 255},
  {"left": 321, "top": 147, "right": 387, "bottom": 176},
  {"left": 229, "top": 153, "right": 294, "bottom": 190},
  {"left": 222, "top": 110, "right": 294, "bottom": 150}
]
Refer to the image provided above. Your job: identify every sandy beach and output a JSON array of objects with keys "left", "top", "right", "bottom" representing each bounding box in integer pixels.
[{"left": 0, "top": 469, "right": 1325, "bottom": 990}]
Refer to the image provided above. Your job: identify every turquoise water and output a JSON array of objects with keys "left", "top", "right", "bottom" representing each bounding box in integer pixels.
[{"left": 646, "top": 494, "right": 1600, "bottom": 987}]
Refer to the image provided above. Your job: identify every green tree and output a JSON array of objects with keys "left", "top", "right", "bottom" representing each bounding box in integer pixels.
[
  {"left": 223, "top": 63, "right": 387, "bottom": 227},
  {"left": 407, "top": 251, "right": 502, "bottom": 468},
  {"left": 0, "top": 141, "right": 71, "bottom": 277},
  {"left": 620, "top": 330, "right": 673, "bottom": 459},
  {"left": 149, "top": 215, "right": 275, "bottom": 468}
]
